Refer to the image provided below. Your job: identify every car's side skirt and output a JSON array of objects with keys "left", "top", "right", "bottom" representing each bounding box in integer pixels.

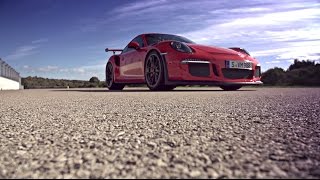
[{"left": 163, "top": 80, "right": 263, "bottom": 86}]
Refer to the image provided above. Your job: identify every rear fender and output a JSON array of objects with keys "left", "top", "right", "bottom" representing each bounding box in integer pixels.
[{"left": 107, "top": 55, "right": 121, "bottom": 82}]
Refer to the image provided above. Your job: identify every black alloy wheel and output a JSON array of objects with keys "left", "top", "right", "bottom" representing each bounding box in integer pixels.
[
  {"left": 106, "top": 63, "right": 125, "bottom": 90},
  {"left": 145, "top": 52, "right": 165, "bottom": 91}
]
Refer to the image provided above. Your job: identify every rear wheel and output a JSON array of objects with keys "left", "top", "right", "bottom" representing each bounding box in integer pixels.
[
  {"left": 106, "top": 63, "right": 125, "bottom": 90},
  {"left": 145, "top": 52, "right": 165, "bottom": 91},
  {"left": 220, "top": 85, "right": 242, "bottom": 91}
]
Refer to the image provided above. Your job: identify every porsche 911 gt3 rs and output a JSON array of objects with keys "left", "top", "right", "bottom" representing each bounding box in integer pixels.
[{"left": 105, "top": 33, "right": 262, "bottom": 91}]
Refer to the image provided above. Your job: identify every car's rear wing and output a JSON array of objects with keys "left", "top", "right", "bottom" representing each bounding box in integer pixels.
[{"left": 105, "top": 48, "right": 123, "bottom": 55}]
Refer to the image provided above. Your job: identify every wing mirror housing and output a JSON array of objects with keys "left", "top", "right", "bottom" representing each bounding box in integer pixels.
[{"left": 128, "top": 41, "right": 140, "bottom": 50}]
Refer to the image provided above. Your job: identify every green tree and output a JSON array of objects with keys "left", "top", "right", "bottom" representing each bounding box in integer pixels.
[
  {"left": 89, "top": 76, "right": 100, "bottom": 83},
  {"left": 288, "top": 59, "right": 315, "bottom": 71},
  {"left": 261, "top": 67, "right": 286, "bottom": 85},
  {"left": 286, "top": 63, "right": 320, "bottom": 86}
]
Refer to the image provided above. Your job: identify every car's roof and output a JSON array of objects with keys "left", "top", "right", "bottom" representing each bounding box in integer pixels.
[
  {"left": 131, "top": 33, "right": 177, "bottom": 40},
  {"left": 140, "top": 33, "right": 176, "bottom": 36}
]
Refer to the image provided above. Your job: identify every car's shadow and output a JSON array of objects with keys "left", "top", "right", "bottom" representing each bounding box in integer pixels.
[{"left": 51, "top": 88, "right": 257, "bottom": 93}]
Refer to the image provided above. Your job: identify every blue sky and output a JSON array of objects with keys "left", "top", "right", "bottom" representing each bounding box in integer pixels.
[{"left": 1, "top": 0, "right": 319, "bottom": 80}]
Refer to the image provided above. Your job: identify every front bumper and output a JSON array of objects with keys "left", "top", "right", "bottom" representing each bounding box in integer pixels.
[
  {"left": 161, "top": 50, "right": 263, "bottom": 86},
  {"left": 162, "top": 54, "right": 263, "bottom": 86}
]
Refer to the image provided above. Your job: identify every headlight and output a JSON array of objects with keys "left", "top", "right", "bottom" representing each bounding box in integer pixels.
[{"left": 170, "top": 41, "right": 192, "bottom": 53}]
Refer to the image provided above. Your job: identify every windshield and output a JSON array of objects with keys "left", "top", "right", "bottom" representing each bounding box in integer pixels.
[{"left": 145, "top": 34, "right": 195, "bottom": 45}]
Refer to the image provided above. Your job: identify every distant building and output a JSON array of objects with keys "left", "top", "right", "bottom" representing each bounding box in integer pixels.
[{"left": 0, "top": 58, "right": 23, "bottom": 90}]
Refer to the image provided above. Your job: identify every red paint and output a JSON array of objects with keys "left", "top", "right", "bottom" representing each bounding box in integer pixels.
[{"left": 106, "top": 33, "right": 262, "bottom": 86}]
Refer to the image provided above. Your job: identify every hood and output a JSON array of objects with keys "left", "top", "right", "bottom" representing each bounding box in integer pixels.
[{"left": 187, "top": 44, "right": 242, "bottom": 56}]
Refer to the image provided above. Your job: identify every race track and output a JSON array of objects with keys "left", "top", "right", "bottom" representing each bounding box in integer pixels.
[{"left": 0, "top": 87, "right": 319, "bottom": 178}]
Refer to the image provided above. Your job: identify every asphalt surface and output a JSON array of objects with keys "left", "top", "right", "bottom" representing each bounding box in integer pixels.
[{"left": 0, "top": 87, "right": 319, "bottom": 178}]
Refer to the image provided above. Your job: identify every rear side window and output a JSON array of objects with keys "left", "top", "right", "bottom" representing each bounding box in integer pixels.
[{"left": 122, "top": 45, "right": 131, "bottom": 54}]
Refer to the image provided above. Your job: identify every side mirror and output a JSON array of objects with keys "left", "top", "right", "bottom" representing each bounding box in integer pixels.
[{"left": 128, "top": 41, "right": 140, "bottom": 50}]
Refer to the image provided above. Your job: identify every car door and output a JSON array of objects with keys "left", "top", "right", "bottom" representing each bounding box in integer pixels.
[
  {"left": 130, "top": 35, "right": 146, "bottom": 79},
  {"left": 119, "top": 45, "right": 135, "bottom": 78},
  {"left": 120, "top": 36, "right": 145, "bottom": 80}
]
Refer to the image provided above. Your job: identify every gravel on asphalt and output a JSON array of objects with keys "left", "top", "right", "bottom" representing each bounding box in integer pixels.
[{"left": 0, "top": 87, "right": 319, "bottom": 178}]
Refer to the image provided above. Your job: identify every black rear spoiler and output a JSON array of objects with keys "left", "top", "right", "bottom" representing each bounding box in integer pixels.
[
  {"left": 229, "top": 47, "right": 250, "bottom": 56},
  {"left": 105, "top": 48, "right": 123, "bottom": 55}
]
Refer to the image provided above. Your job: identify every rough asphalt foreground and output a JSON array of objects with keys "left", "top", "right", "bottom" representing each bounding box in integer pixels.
[{"left": 0, "top": 87, "right": 319, "bottom": 178}]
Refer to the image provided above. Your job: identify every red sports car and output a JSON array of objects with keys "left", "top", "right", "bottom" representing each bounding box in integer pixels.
[{"left": 105, "top": 33, "right": 262, "bottom": 91}]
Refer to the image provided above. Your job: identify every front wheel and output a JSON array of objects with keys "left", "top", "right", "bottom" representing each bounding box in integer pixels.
[
  {"left": 106, "top": 63, "right": 125, "bottom": 90},
  {"left": 145, "top": 51, "right": 165, "bottom": 91},
  {"left": 220, "top": 85, "right": 242, "bottom": 91}
]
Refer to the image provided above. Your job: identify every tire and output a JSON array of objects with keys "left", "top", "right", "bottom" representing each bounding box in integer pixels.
[
  {"left": 163, "top": 85, "right": 176, "bottom": 91},
  {"left": 145, "top": 51, "right": 165, "bottom": 91},
  {"left": 106, "top": 63, "right": 125, "bottom": 90},
  {"left": 220, "top": 85, "right": 242, "bottom": 91}
]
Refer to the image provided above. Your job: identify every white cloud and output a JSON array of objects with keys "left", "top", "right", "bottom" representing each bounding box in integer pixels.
[
  {"left": 38, "top": 66, "right": 59, "bottom": 72},
  {"left": 31, "top": 38, "right": 48, "bottom": 44},
  {"left": 219, "top": 8, "right": 320, "bottom": 28},
  {"left": 210, "top": 7, "right": 271, "bottom": 14},
  {"left": 23, "top": 65, "right": 59, "bottom": 72},
  {"left": 182, "top": 8, "right": 320, "bottom": 45},
  {"left": 113, "top": 0, "right": 168, "bottom": 13},
  {"left": 79, "top": 0, "right": 170, "bottom": 32},
  {"left": 5, "top": 38, "right": 48, "bottom": 60},
  {"left": 264, "top": 27, "right": 320, "bottom": 42},
  {"left": 22, "top": 63, "right": 106, "bottom": 80},
  {"left": 5, "top": 45, "right": 38, "bottom": 60},
  {"left": 251, "top": 39, "right": 320, "bottom": 61},
  {"left": 266, "top": 60, "right": 281, "bottom": 64},
  {"left": 178, "top": 1, "right": 320, "bottom": 69},
  {"left": 79, "top": 0, "right": 220, "bottom": 32},
  {"left": 23, "top": 65, "right": 30, "bottom": 69},
  {"left": 59, "top": 66, "right": 96, "bottom": 74}
]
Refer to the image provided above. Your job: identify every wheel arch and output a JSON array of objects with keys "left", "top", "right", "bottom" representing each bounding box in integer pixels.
[
  {"left": 106, "top": 55, "right": 120, "bottom": 82},
  {"left": 144, "top": 49, "right": 162, "bottom": 67},
  {"left": 144, "top": 48, "right": 169, "bottom": 84}
]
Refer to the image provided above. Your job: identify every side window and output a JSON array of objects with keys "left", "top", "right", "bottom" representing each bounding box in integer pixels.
[
  {"left": 122, "top": 35, "right": 144, "bottom": 54},
  {"left": 133, "top": 36, "right": 144, "bottom": 48}
]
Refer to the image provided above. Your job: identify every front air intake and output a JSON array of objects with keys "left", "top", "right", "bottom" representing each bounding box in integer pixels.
[
  {"left": 212, "top": 64, "right": 219, "bottom": 77},
  {"left": 188, "top": 63, "right": 210, "bottom": 77},
  {"left": 255, "top": 66, "right": 261, "bottom": 77},
  {"left": 222, "top": 68, "right": 253, "bottom": 79}
]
